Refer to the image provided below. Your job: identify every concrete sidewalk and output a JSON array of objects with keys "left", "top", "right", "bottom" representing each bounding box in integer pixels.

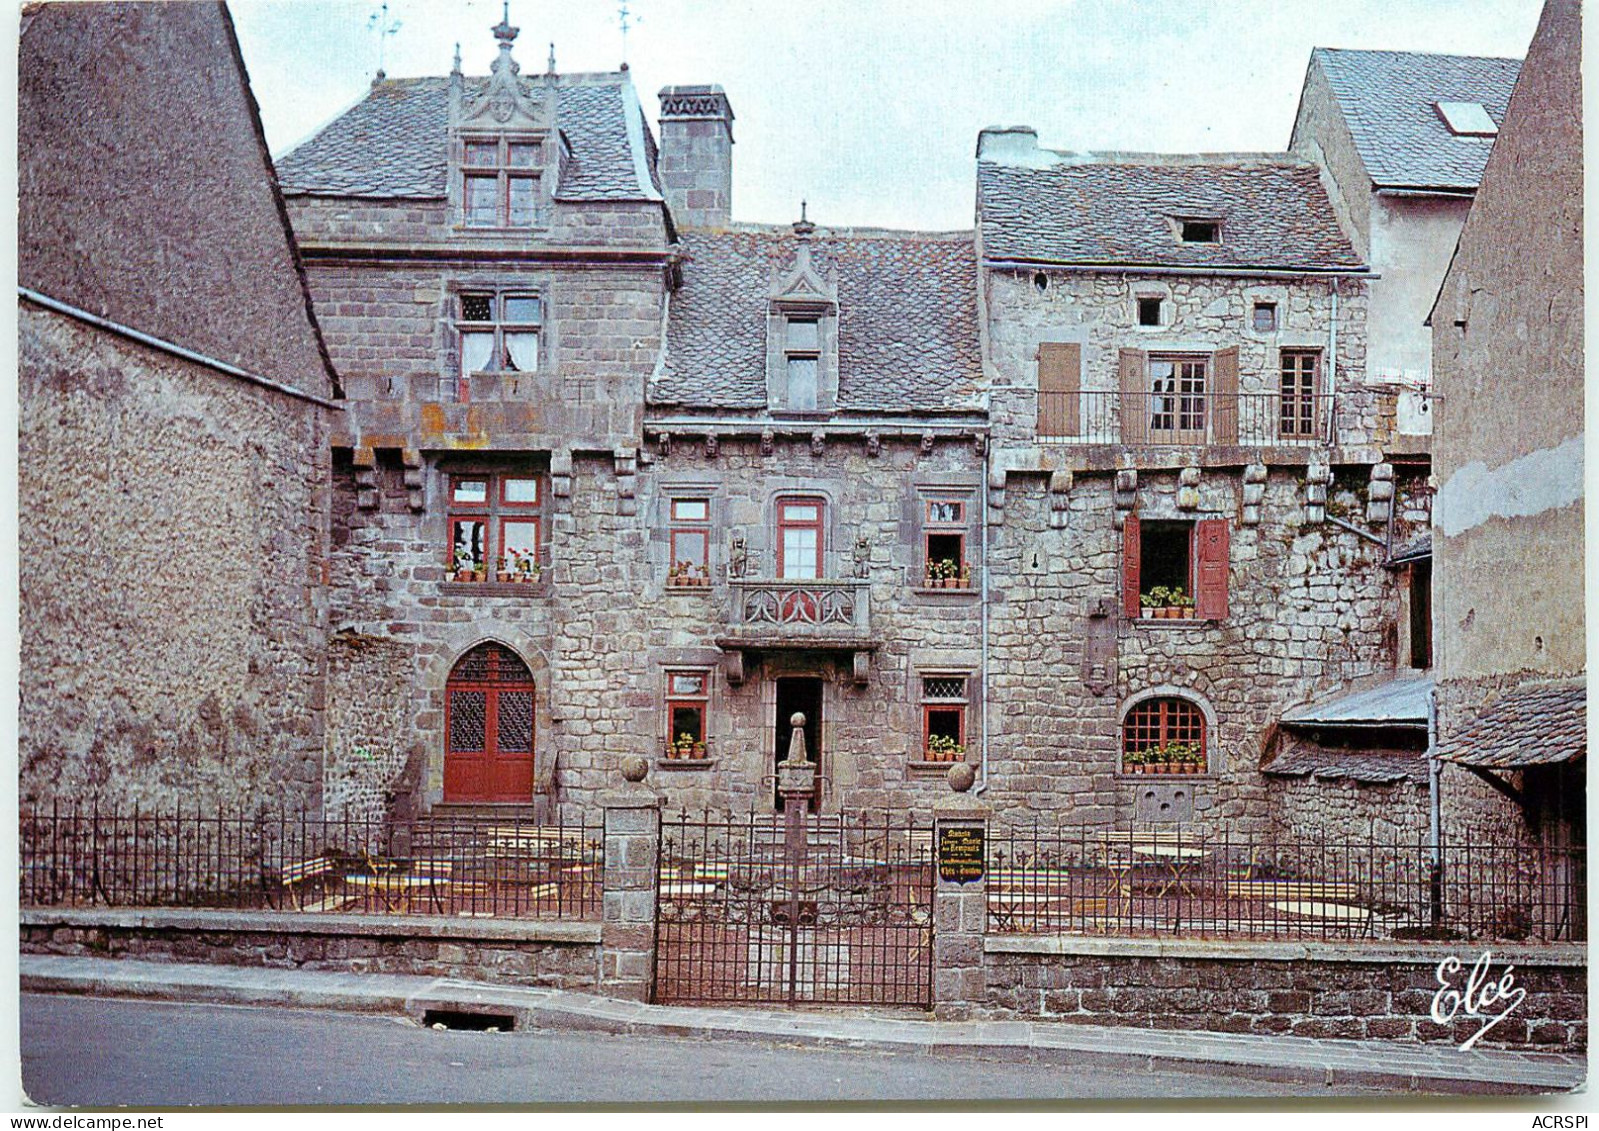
[{"left": 20, "top": 954, "right": 1586, "bottom": 1095}]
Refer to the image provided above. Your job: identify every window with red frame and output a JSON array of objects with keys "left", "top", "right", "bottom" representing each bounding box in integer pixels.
[
  {"left": 448, "top": 472, "right": 542, "bottom": 579},
  {"left": 664, "top": 670, "right": 710, "bottom": 758},
  {"left": 920, "top": 675, "right": 969, "bottom": 762},
  {"left": 923, "top": 498, "right": 970, "bottom": 588},
  {"left": 667, "top": 497, "right": 711, "bottom": 586},
  {"left": 1121, "top": 697, "right": 1207, "bottom": 773},
  {"left": 776, "top": 497, "right": 824, "bottom": 579}
]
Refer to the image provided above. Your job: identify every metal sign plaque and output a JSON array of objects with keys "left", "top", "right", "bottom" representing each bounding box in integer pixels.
[{"left": 937, "top": 826, "right": 985, "bottom": 884}]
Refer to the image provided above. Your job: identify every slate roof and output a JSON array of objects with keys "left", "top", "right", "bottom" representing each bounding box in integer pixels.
[
  {"left": 1386, "top": 532, "right": 1432, "bottom": 567},
  {"left": 1438, "top": 678, "right": 1586, "bottom": 768},
  {"left": 1281, "top": 674, "right": 1432, "bottom": 729},
  {"left": 275, "top": 73, "right": 660, "bottom": 201},
  {"left": 1311, "top": 48, "right": 1522, "bottom": 190},
  {"left": 653, "top": 227, "right": 984, "bottom": 413},
  {"left": 977, "top": 154, "right": 1364, "bottom": 272},
  {"left": 1264, "top": 745, "right": 1428, "bottom": 784}
]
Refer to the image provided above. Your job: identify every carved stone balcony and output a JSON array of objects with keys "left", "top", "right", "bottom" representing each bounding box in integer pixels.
[{"left": 715, "top": 578, "right": 877, "bottom": 685}]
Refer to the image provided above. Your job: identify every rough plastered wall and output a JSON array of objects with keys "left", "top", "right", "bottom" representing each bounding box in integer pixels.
[
  {"left": 979, "top": 467, "right": 1402, "bottom": 836},
  {"left": 1430, "top": 0, "right": 1583, "bottom": 846},
  {"left": 19, "top": 307, "right": 331, "bottom": 809}
]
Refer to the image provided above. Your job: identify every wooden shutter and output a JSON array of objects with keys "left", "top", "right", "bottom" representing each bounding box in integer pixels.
[
  {"left": 1195, "top": 518, "right": 1230, "bottom": 620},
  {"left": 1118, "top": 348, "right": 1146, "bottom": 444},
  {"left": 1122, "top": 513, "right": 1142, "bottom": 619},
  {"left": 1212, "top": 346, "right": 1239, "bottom": 444},
  {"left": 1037, "top": 342, "right": 1081, "bottom": 438}
]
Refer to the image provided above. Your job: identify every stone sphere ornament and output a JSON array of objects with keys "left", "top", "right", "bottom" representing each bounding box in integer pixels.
[
  {"left": 620, "top": 755, "right": 649, "bottom": 783},
  {"left": 947, "top": 762, "right": 976, "bottom": 793}
]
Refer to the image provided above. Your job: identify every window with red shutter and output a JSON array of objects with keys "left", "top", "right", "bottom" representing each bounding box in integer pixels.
[{"left": 1124, "top": 516, "right": 1230, "bottom": 621}]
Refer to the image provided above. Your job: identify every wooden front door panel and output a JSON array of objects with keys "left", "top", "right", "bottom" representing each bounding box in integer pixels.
[{"left": 444, "top": 644, "right": 536, "bottom": 803}]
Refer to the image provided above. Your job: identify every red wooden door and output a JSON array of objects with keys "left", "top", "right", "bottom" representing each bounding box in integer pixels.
[{"left": 444, "top": 643, "right": 536, "bottom": 802}]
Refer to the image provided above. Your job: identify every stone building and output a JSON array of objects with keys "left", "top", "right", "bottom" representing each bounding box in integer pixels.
[
  {"left": 18, "top": 2, "right": 342, "bottom": 808},
  {"left": 972, "top": 130, "right": 1431, "bottom": 837},
  {"left": 1428, "top": 0, "right": 1584, "bottom": 869},
  {"left": 265, "top": 13, "right": 1454, "bottom": 835}
]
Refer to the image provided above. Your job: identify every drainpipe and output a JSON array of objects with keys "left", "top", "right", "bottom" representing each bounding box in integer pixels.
[
  {"left": 976, "top": 445, "right": 991, "bottom": 795},
  {"left": 1327, "top": 280, "right": 1339, "bottom": 445},
  {"left": 1427, "top": 684, "right": 1443, "bottom": 929}
]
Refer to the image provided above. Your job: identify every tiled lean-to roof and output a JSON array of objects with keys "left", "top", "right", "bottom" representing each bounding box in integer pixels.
[
  {"left": 977, "top": 150, "right": 1364, "bottom": 272},
  {"left": 1310, "top": 48, "right": 1522, "bottom": 190},
  {"left": 1438, "top": 678, "right": 1587, "bottom": 769},
  {"left": 275, "top": 73, "right": 660, "bottom": 201},
  {"left": 653, "top": 226, "right": 983, "bottom": 412}
]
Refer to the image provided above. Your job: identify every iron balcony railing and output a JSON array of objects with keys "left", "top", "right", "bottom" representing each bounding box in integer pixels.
[
  {"left": 1037, "top": 391, "right": 1337, "bottom": 446},
  {"left": 20, "top": 802, "right": 604, "bottom": 921}
]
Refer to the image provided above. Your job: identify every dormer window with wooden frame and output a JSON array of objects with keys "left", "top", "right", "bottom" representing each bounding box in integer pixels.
[
  {"left": 462, "top": 136, "right": 544, "bottom": 228},
  {"left": 767, "top": 219, "right": 839, "bottom": 414},
  {"left": 448, "top": 10, "right": 557, "bottom": 232}
]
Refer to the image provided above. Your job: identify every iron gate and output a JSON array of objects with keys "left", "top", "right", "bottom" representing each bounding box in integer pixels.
[{"left": 653, "top": 809, "right": 934, "bottom": 1007}]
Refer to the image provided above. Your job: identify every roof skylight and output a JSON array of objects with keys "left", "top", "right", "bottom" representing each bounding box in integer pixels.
[{"left": 1435, "top": 101, "right": 1499, "bottom": 137}]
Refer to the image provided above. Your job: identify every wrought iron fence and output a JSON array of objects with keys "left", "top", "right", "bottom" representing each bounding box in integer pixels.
[
  {"left": 1037, "top": 391, "right": 1336, "bottom": 446},
  {"left": 654, "top": 808, "right": 934, "bottom": 1006},
  {"left": 19, "top": 802, "right": 603, "bottom": 920},
  {"left": 986, "top": 823, "right": 1585, "bottom": 943}
]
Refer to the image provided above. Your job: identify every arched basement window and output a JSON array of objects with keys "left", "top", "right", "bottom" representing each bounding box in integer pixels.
[{"left": 1121, "top": 696, "right": 1207, "bottom": 774}]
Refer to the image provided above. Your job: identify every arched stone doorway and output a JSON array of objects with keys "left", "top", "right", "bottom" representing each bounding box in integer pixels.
[{"left": 443, "top": 642, "right": 536, "bottom": 802}]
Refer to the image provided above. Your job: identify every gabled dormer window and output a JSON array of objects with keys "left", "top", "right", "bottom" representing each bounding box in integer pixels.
[
  {"left": 448, "top": 11, "right": 556, "bottom": 231},
  {"left": 462, "top": 137, "right": 543, "bottom": 227},
  {"left": 766, "top": 213, "right": 839, "bottom": 414}
]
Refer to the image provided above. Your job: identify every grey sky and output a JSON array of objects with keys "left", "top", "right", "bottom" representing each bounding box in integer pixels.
[{"left": 233, "top": 0, "right": 1543, "bottom": 231}]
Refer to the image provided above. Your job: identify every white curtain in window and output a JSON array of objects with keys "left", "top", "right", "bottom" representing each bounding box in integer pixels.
[
  {"left": 461, "top": 331, "right": 494, "bottom": 377},
  {"left": 505, "top": 331, "right": 539, "bottom": 372}
]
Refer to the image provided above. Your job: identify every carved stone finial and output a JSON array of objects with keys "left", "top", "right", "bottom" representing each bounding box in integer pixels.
[
  {"left": 452, "top": 43, "right": 462, "bottom": 75},
  {"left": 620, "top": 755, "right": 649, "bottom": 783},
  {"left": 947, "top": 762, "right": 976, "bottom": 793},
  {"left": 793, "top": 200, "right": 815, "bottom": 238},
  {"left": 548, "top": 41, "right": 556, "bottom": 75},
  {"left": 853, "top": 535, "right": 871, "bottom": 578},
  {"left": 729, "top": 534, "right": 748, "bottom": 578},
  {"left": 783, "top": 714, "right": 811, "bottom": 766},
  {"left": 493, "top": 1, "right": 517, "bottom": 45}
]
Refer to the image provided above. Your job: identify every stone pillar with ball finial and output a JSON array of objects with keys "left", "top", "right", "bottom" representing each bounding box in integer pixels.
[{"left": 599, "top": 754, "right": 660, "bottom": 1000}]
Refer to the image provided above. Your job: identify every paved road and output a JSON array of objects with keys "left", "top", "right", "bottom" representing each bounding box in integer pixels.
[{"left": 20, "top": 993, "right": 1383, "bottom": 1105}]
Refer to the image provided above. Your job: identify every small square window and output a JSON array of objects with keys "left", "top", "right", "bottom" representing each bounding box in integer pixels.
[
  {"left": 920, "top": 674, "right": 969, "bottom": 762},
  {"left": 1180, "top": 219, "right": 1220, "bottom": 243},
  {"left": 463, "top": 141, "right": 498, "bottom": 166},
  {"left": 665, "top": 669, "right": 711, "bottom": 758},
  {"left": 1253, "top": 302, "right": 1278, "bottom": 332},
  {"left": 1137, "top": 296, "right": 1164, "bottom": 327},
  {"left": 452, "top": 478, "right": 489, "bottom": 505},
  {"left": 1435, "top": 101, "right": 1498, "bottom": 137},
  {"left": 508, "top": 142, "right": 541, "bottom": 167}
]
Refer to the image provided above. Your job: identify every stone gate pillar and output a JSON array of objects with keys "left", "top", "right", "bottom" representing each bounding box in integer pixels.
[
  {"left": 932, "top": 789, "right": 990, "bottom": 1020},
  {"left": 600, "top": 768, "right": 661, "bottom": 1001}
]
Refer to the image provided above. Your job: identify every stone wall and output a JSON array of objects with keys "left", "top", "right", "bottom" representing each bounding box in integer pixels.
[
  {"left": 19, "top": 307, "right": 331, "bottom": 809},
  {"left": 978, "top": 940, "right": 1586, "bottom": 1049},
  {"left": 982, "top": 268, "right": 1372, "bottom": 453},
  {"left": 22, "top": 913, "right": 598, "bottom": 991},
  {"left": 1267, "top": 773, "right": 1430, "bottom": 845},
  {"left": 982, "top": 468, "right": 1401, "bottom": 834}
]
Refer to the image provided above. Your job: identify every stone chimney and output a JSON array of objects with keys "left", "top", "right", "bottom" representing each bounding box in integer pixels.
[{"left": 657, "top": 85, "right": 734, "bottom": 229}]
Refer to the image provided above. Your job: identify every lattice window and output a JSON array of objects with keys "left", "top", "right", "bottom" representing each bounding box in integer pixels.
[
  {"left": 448, "top": 691, "right": 487, "bottom": 750},
  {"left": 920, "top": 674, "right": 969, "bottom": 762},
  {"left": 498, "top": 691, "right": 535, "bottom": 752}
]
